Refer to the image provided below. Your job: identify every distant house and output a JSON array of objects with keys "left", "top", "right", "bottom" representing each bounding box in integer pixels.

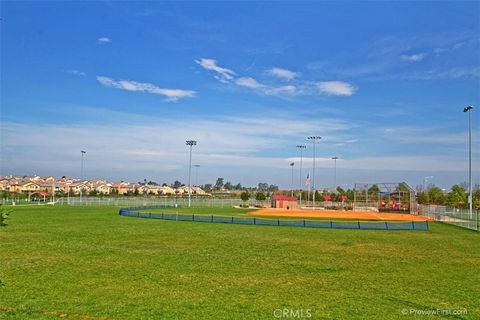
[
  {"left": 10, "top": 181, "right": 41, "bottom": 193},
  {"left": 271, "top": 195, "right": 298, "bottom": 210},
  {"left": 158, "top": 186, "right": 175, "bottom": 195}
]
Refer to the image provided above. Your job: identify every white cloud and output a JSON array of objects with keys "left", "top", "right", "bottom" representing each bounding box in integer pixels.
[
  {"left": 401, "top": 53, "right": 426, "bottom": 62},
  {"left": 97, "top": 37, "right": 112, "bottom": 45},
  {"left": 235, "top": 77, "right": 265, "bottom": 89},
  {"left": 318, "top": 81, "right": 356, "bottom": 96},
  {"left": 195, "top": 58, "right": 236, "bottom": 82},
  {"left": 96, "top": 76, "right": 195, "bottom": 101},
  {"left": 63, "top": 69, "right": 86, "bottom": 77},
  {"left": 265, "top": 85, "right": 297, "bottom": 96},
  {"left": 268, "top": 67, "right": 299, "bottom": 81}
]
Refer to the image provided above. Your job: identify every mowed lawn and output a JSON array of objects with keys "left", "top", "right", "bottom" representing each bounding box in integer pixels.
[{"left": 0, "top": 206, "right": 479, "bottom": 319}]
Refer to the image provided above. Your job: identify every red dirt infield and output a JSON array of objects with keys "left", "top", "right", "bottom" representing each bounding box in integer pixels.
[{"left": 250, "top": 208, "right": 429, "bottom": 221}]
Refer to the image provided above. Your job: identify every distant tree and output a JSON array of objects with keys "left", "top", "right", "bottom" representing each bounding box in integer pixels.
[
  {"left": 133, "top": 188, "right": 139, "bottom": 196},
  {"left": 215, "top": 178, "right": 224, "bottom": 190},
  {"left": 240, "top": 191, "right": 250, "bottom": 203},
  {"left": 428, "top": 187, "right": 445, "bottom": 205},
  {"left": 173, "top": 180, "right": 182, "bottom": 188},
  {"left": 417, "top": 191, "right": 429, "bottom": 204},
  {"left": 368, "top": 184, "right": 380, "bottom": 195},
  {"left": 267, "top": 184, "right": 279, "bottom": 192},
  {"left": 446, "top": 185, "right": 467, "bottom": 208},
  {"left": 336, "top": 186, "right": 346, "bottom": 195},
  {"left": 89, "top": 190, "right": 98, "bottom": 196},
  {"left": 234, "top": 183, "right": 242, "bottom": 190},
  {"left": 203, "top": 184, "right": 213, "bottom": 192},
  {"left": 258, "top": 183, "right": 269, "bottom": 191},
  {"left": 255, "top": 192, "right": 266, "bottom": 201},
  {"left": 0, "top": 204, "right": 11, "bottom": 227},
  {"left": 224, "top": 181, "right": 233, "bottom": 190},
  {"left": 473, "top": 188, "right": 480, "bottom": 210}
]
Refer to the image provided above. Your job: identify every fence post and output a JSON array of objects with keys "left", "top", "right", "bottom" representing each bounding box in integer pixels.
[
  {"left": 193, "top": 214, "right": 195, "bottom": 221},
  {"left": 254, "top": 217, "right": 256, "bottom": 225},
  {"left": 211, "top": 215, "right": 213, "bottom": 222},
  {"left": 357, "top": 221, "right": 361, "bottom": 229},
  {"left": 278, "top": 218, "right": 280, "bottom": 226},
  {"left": 231, "top": 216, "right": 234, "bottom": 224},
  {"left": 412, "top": 221, "right": 415, "bottom": 230},
  {"left": 385, "top": 221, "right": 389, "bottom": 230},
  {"left": 330, "top": 220, "right": 333, "bottom": 228},
  {"left": 303, "top": 219, "right": 306, "bottom": 227}
]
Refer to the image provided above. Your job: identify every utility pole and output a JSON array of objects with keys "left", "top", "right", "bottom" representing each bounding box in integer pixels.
[
  {"left": 307, "top": 136, "right": 321, "bottom": 209},
  {"left": 463, "top": 105, "right": 473, "bottom": 220},
  {"left": 186, "top": 140, "right": 197, "bottom": 208},
  {"left": 296, "top": 145, "right": 306, "bottom": 206}
]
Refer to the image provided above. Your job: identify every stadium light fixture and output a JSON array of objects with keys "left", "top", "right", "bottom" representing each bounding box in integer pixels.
[
  {"left": 296, "top": 145, "right": 306, "bottom": 206},
  {"left": 186, "top": 140, "right": 197, "bottom": 208},
  {"left": 463, "top": 105, "right": 474, "bottom": 219},
  {"left": 307, "top": 136, "right": 321, "bottom": 209}
]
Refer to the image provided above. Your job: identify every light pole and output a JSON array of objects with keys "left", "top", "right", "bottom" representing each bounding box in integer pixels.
[
  {"left": 296, "top": 145, "right": 306, "bottom": 206},
  {"left": 193, "top": 164, "right": 200, "bottom": 199},
  {"left": 290, "top": 162, "right": 295, "bottom": 197},
  {"left": 423, "top": 176, "right": 433, "bottom": 192},
  {"left": 463, "top": 105, "right": 473, "bottom": 219},
  {"left": 332, "top": 156, "right": 339, "bottom": 192},
  {"left": 80, "top": 150, "right": 86, "bottom": 203},
  {"left": 307, "top": 136, "right": 321, "bottom": 209},
  {"left": 186, "top": 140, "right": 197, "bottom": 208}
]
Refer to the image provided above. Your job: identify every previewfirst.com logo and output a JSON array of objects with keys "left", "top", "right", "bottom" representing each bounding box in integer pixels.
[{"left": 273, "top": 309, "right": 312, "bottom": 318}]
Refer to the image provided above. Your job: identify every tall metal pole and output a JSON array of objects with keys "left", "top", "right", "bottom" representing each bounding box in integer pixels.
[
  {"left": 80, "top": 150, "right": 86, "bottom": 203},
  {"left": 332, "top": 156, "right": 338, "bottom": 192},
  {"left": 194, "top": 164, "right": 200, "bottom": 199},
  {"left": 290, "top": 162, "right": 295, "bottom": 197},
  {"left": 186, "top": 140, "right": 197, "bottom": 208},
  {"left": 307, "top": 136, "right": 321, "bottom": 209},
  {"left": 463, "top": 105, "right": 473, "bottom": 219},
  {"left": 296, "top": 145, "right": 306, "bottom": 206}
]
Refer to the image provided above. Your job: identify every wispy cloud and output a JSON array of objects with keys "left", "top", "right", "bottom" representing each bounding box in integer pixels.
[
  {"left": 195, "top": 58, "right": 236, "bottom": 82},
  {"left": 318, "top": 81, "right": 356, "bottom": 96},
  {"left": 401, "top": 53, "right": 426, "bottom": 62},
  {"left": 63, "top": 69, "right": 86, "bottom": 77},
  {"left": 197, "top": 58, "right": 355, "bottom": 98},
  {"left": 398, "top": 66, "right": 480, "bottom": 80},
  {"left": 268, "top": 67, "right": 299, "bottom": 81},
  {"left": 97, "top": 37, "right": 112, "bottom": 45},
  {"left": 235, "top": 77, "right": 265, "bottom": 89},
  {"left": 96, "top": 76, "right": 195, "bottom": 101}
]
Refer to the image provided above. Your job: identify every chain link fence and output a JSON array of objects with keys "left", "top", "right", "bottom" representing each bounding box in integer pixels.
[
  {"left": 119, "top": 206, "right": 429, "bottom": 231},
  {"left": 418, "top": 204, "right": 479, "bottom": 231}
]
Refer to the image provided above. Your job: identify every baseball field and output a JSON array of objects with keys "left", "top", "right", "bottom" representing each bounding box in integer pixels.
[{"left": 0, "top": 205, "right": 478, "bottom": 319}]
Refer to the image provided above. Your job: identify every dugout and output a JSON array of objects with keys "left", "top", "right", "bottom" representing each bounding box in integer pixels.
[{"left": 271, "top": 195, "right": 299, "bottom": 210}]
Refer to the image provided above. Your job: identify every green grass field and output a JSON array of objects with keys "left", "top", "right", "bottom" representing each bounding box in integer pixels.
[{"left": 1, "top": 205, "right": 479, "bottom": 319}]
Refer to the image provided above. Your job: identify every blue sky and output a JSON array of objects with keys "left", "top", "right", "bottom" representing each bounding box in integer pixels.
[{"left": 1, "top": 1, "right": 479, "bottom": 190}]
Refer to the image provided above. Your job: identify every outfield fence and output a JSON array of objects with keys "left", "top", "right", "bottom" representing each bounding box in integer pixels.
[
  {"left": 1, "top": 197, "right": 267, "bottom": 208},
  {"left": 118, "top": 206, "right": 429, "bottom": 231},
  {"left": 418, "top": 204, "right": 479, "bottom": 231}
]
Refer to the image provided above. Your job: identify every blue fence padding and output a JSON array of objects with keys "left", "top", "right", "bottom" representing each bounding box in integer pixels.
[
  {"left": 233, "top": 217, "right": 255, "bottom": 225},
  {"left": 212, "top": 216, "right": 233, "bottom": 224},
  {"left": 413, "top": 221, "right": 429, "bottom": 230},
  {"left": 304, "top": 220, "right": 332, "bottom": 228},
  {"left": 359, "top": 222, "right": 388, "bottom": 230},
  {"left": 118, "top": 206, "right": 428, "bottom": 231},
  {"left": 332, "top": 221, "right": 361, "bottom": 229},
  {"left": 192, "top": 215, "right": 212, "bottom": 223}
]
